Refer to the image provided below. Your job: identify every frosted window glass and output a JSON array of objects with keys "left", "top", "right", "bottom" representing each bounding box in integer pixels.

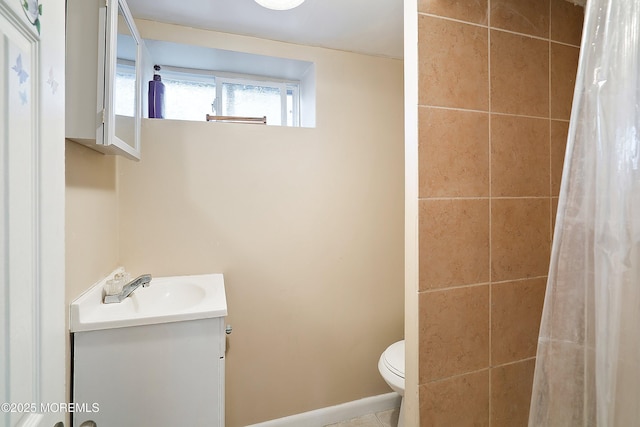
[
  {"left": 222, "top": 83, "right": 281, "bottom": 126},
  {"left": 164, "top": 79, "right": 216, "bottom": 121},
  {"left": 115, "top": 72, "right": 135, "bottom": 117}
]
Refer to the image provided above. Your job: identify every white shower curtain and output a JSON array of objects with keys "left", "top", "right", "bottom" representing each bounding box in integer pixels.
[{"left": 529, "top": 0, "right": 640, "bottom": 426}]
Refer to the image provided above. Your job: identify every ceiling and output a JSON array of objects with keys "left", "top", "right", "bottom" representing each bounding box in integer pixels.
[{"left": 126, "top": 0, "right": 404, "bottom": 59}]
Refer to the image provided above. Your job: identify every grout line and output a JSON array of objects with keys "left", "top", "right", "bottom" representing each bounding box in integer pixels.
[
  {"left": 425, "top": 366, "right": 491, "bottom": 385},
  {"left": 417, "top": 12, "right": 489, "bottom": 29},
  {"left": 550, "top": 39, "right": 581, "bottom": 49},
  {"left": 418, "top": 196, "right": 490, "bottom": 201},
  {"left": 419, "top": 281, "right": 491, "bottom": 294},
  {"left": 419, "top": 275, "right": 550, "bottom": 295},
  {"left": 423, "top": 354, "right": 538, "bottom": 386},
  {"left": 418, "top": 11, "right": 580, "bottom": 48},
  {"left": 418, "top": 106, "right": 559, "bottom": 122},
  {"left": 492, "top": 356, "right": 538, "bottom": 369},
  {"left": 418, "top": 108, "right": 560, "bottom": 122},
  {"left": 491, "top": 275, "right": 548, "bottom": 285},
  {"left": 490, "top": 26, "right": 573, "bottom": 45},
  {"left": 417, "top": 104, "right": 489, "bottom": 115},
  {"left": 416, "top": 11, "right": 579, "bottom": 51},
  {"left": 490, "top": 26, "right": 547, "bottom": 42},
  {"left": 490, "top": 111, "right": 549, "bottom": 120}
]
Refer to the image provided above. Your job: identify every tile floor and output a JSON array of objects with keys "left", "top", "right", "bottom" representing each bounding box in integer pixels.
[{"left": 324, "top": 407, "right": 400, "bottom": 427}]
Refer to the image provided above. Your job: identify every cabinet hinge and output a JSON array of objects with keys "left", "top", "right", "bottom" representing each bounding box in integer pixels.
[{"left": 97, "top": 109, "right": 105, "bottom": 126}]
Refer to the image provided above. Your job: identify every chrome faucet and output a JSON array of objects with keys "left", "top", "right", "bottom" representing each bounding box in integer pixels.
[{"left": 103, "top": 274, "right": 152, "bottom": 304}]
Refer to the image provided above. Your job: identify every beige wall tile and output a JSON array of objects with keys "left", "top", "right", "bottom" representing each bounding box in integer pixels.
[
  {"left": 420, "top": 370, "right": 490, "bottom": 426},
  {"left": 419, "top": 107, "right": 489, "bottom": 197},
  {"left": 490, "top": 359, "right": 536, "bottom": 427},
  {"left": 551, "top": 1, "right": 584, "bottom": 46},
  {"left": 419, "top": 200, "right": 490, "bottom": 290},
  {"left": 490, "top": 0, "right": 549, "bottom": 38},
  {"left": 491, "top": 198, "right": 551, "bottom": 281},
  {"left": 418, "top": 0, "right": 488, "bottom": 25},
  {"left": 419, "top": 15, "right": 489, "bottom": 110},
  {"left": 419, "top": 285, "right": 489, "bottom": 381},
  {"left": 491, "top": 30, "right": 549, "bottom": 117},
  {"left": 414, "top": 1, "right": 584, "bottom": 424},
  {"left": 551, "top": 120, "right": 569, "bottom": 196},
  {"left": 551, "top": 42, "right": 580, "bottom": 120},
  {"left": 491, "top": 115, "right": 550, "bottom": 197},
  {"left": 491, "top": 278, "right": 546, "bottom": 365}
]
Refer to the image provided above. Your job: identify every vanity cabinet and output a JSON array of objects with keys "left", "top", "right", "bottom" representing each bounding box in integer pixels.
[
  {"left": 72, "top": 318, "right": 226, "bottom": 427},
  {"left": 70, "top": 273, "right": 227, "bottom": 426},
  {"left": 66, "top": 0, "right": 148, "bottom": 160}
]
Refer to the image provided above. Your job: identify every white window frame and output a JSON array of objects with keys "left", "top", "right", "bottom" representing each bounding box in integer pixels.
[
  {"left": 286, "top": 84, "right": 300, "bottom": 127},
  {"left": 117, "top": 64, "right": 302, "bottom": 126},
  {"left": 215, "top": 76, "right": 287, "bottom": 125},
  {"left": 161, "top": 65, "right": 218, "bottom": 86},
  {"left": 161, "top": 66, "right": 300, "bottom": 126}
]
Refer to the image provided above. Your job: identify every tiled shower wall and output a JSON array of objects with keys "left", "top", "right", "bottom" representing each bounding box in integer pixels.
[{"left": 416, "top": 0, "right": 583, "bottom": 425}]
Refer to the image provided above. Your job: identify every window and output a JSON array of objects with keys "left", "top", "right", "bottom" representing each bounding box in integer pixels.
[
  {"left": 161, "top": 70, "right": 216, "bottom": 121},
  {"left": 124, "top": 40, "right": 315, "bottom": 127},
  {"left": 115, "top": 61, "right": 136, "bottom": 117},
  {"left": 214, "top": 76, "right": 299, "bottom": 126},
  {"left": 115, "top": 66, "right": 303, "bottom": 126}
]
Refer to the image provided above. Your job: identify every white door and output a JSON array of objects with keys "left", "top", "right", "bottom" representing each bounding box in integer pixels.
[{"left": 0, "top": 0, "right": 65, "bottom": 426}]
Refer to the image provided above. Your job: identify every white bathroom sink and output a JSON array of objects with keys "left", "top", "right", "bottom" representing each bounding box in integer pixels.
[
  {"left": 70, "top": 270, "right": 227, "bottom": 332},
  {"left": 135, "top": 280, "right": 207, "bottom": 314}
]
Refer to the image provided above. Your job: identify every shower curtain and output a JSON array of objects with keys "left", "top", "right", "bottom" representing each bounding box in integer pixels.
[{"left": 528, "top": 0, "right": 640, "bottom": 425}]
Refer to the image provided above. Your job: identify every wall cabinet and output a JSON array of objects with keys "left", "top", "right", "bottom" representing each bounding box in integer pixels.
[{"left": 66, "top": 0, "right": 148, "bottom": 160}]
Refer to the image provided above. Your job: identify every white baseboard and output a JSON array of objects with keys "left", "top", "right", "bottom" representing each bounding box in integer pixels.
[{"left": 246, "top": 392, "right": 401, "bottom": 427}]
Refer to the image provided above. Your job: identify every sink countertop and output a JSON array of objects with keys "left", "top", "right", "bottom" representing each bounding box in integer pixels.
[{"left": 70, "top": 269, "right": 227, "bottom": 332}]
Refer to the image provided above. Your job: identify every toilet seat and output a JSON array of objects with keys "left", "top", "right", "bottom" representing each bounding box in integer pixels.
[
  {"left": 378, "top": 340, "right": 405, "bottom": 396},
  {"left": 378, "top": 340, "right": 406, "bottom": 427},
  {"left": 382, "top": 340, "right": 405, "bottom": 379}
]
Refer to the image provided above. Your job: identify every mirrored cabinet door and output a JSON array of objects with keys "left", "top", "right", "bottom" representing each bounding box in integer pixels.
[{"left": 66, "top": 0, "right": 143, "bottom": 161}]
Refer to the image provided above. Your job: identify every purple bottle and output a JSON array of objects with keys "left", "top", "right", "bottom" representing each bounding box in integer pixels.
[{"left": 148, "top": 65, "right": 165, "bottom": 119}]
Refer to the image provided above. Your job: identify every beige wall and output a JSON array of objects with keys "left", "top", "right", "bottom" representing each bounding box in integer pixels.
[
  {"left": 65, "top": 141, "right": 120, "bottom": 300},
  {"left": 65, "top": 140, "right": 120, "bottom": 406},
  {"left": 414, "top": 0, "right": 583, "bottom": 425},
  {"left": 64, "top": 20, "right": 405, "bottom": 426}
]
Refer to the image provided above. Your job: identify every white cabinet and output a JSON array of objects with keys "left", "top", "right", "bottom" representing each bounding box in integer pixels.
[
  {"left": 70, "top": 272, "right": 227, "bottom": 426},
  {"left": 66, "top": 0, "right": 147, "bottom": 160},
  {"left": 73, "top": 318, "right": 226, "bottom": 426}
]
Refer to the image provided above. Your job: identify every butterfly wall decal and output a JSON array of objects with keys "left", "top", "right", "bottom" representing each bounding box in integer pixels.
[
  {"left": 12, "top": 54, "right": 29, "bottom": 85},
  {"left": 19, "top": 90, "right": 28, "bottom": 105},
  {"left": 47, "top": 67, "right": 59, "bottom": 94}
]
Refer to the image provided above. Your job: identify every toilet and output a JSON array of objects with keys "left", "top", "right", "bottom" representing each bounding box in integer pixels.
[{"left": 378, "top": 340, "right": 405, "bottom": 427}]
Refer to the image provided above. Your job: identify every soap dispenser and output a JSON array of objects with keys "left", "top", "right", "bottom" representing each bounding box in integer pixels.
[{"left": 148, "top": 64, "right": 165, "bottom": 119}]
